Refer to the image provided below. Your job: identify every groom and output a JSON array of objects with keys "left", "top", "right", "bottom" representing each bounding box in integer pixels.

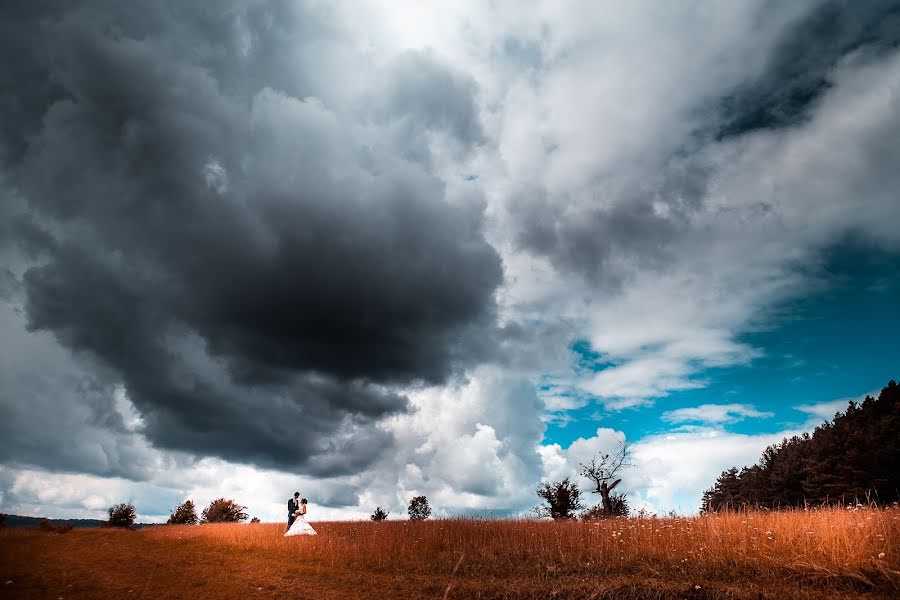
[{"left": 287, "top": 491, "right": 300, "bottom": 531}]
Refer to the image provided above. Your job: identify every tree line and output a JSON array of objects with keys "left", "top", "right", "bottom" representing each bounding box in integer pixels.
[
  {"left": 702, "top": 380, "right": 899, "bottom": 511},
  {"left": 91, "top": 495, "right": 433, "bottom": 528}
]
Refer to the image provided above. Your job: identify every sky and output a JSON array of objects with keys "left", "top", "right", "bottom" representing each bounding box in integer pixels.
[{"left": 1, "top": 0, "right": 898, "bottom": 522}]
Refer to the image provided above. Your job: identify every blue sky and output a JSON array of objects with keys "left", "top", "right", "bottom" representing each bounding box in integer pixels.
[{"left": 545, "top": 243, "right": 900, "bottom": 449}]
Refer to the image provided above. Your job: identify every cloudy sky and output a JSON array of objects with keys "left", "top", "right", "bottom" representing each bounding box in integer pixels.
[{"left": 1, "top": 0, "right": 898, "bottom": 522}]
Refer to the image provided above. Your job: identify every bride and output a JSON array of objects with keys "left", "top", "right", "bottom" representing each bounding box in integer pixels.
[{"left": 284, "top": 498, "right": 317, "bottom": 536}]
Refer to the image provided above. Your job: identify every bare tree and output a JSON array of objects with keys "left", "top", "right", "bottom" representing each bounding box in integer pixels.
[{"left": 579, "top": 440, "right": 632, "bottom": 517}]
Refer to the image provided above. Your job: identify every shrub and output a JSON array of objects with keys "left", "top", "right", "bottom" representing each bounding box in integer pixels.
[
  {"left": 167, "top": 500, "right": 198, "bottom": 525},
  {"left": 581, "top": 493, "right": 629, "bottom": 520},
  {"left": 38, "top": 519, "right": 74, "bottom": 534},
  {"left": 106, "top": 503, "right": 137, "bottom": 528},
  {"left": 250, "top": 517, "right": 261, "bottom": 523},
  {"left": 407, "top": 496, "right": 431, "bottom": 521},
  {"left": 201, "top": 498, "right": 248, "bottom": 523},
  {"left": 536, "top": 477, "right": 583, "bottom": 520},
  {"left": 371, "top": 506, "right": 389, "bottom": 521}
]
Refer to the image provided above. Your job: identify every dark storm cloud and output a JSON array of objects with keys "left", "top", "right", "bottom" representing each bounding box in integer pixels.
[
  {"left": 716, "top": 0, "right": 900, "bottom": 138},
  {"left": 370, "top": 50, "right": 485, "bottom": 156},
  {"left": 510, "top": 161, "right": 710, "bottom": 285},
  {"left": 509, "top": 0, "right": 900, "bottom": 286},
  {"left": 0, "top": 1, "right": 502, "bottom": 475}
]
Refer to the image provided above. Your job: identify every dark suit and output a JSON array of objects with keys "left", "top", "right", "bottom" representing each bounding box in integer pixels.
[{"left": 287, "top": 498, "right": 299, "bottom": 530}]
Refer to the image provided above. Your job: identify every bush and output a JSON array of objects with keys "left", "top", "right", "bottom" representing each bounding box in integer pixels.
[
  {"left": 201, "top": 498, "right": 248, "bottom": 523},
  {"left": 167, "top": 500, "right": 198, "bottom": 525},
  {"left": 581, "top": 493, "right": 629, "bottom": 519},
  {"left": 38, "top": 518, "right": 74, "bottom": 534},
  {"left": 250, "top": 517, "right": 261, "bottom": 523},
  {"left": 106, "top": 503, "right": 137, "bottom": 528},
  {"left": 536, "top": 477, "right": 583, "bottom": 520},
  {"left": 407, "top": 496, "right": 431, "bottom": 521},
  {"left": 0, "top": 513, "right": 5, "bottom": 528},
  {"left": 370, "top": 506, "right": 389, "bottom": 521}
]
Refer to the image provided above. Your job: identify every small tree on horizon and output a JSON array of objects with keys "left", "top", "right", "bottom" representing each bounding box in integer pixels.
[
  {"left": 106, "top": 503, "right": 137, "bottom": 528},
  {"left": 407, "top": 496, "right": 431, "bottom": 521},
  {"left": 250, "top": 517, "right": 261, "bottom": 523},
  {"left": 167, "top": 500, "right": 198, "bottom": 525},
  {"left": 200, "top": 498, "right": 248, "bottom": 523},
  {"left": 579, "top": 440, "right": 633, "bottom": 517},
  {"left": 371, "top": 506, "right": 389, "bottom": 521},
  {"left": 535, "top": 477, "right": 583, "bottom": 519}
]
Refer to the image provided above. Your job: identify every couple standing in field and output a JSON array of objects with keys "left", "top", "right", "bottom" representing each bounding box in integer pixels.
[{"left": 285, "top": 491, "right": 317, "bottom": 537}]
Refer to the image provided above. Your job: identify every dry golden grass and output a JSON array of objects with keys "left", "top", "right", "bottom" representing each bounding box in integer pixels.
[{"left": 2, "top": 507, "right": 897, "bottom": 599}]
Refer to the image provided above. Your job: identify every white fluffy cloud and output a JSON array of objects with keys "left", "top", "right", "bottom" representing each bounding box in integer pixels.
[{"left": 662, "top": 404, "right": 774, "bottom": 425}]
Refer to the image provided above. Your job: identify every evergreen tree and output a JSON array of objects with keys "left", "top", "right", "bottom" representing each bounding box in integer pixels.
[{"left": 702, "top": 380, "right": 899, "bottom": 510}]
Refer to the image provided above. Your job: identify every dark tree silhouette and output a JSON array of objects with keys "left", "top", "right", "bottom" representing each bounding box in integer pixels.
[
  {"left": 536, "top": 477, "right": 584, "bottom": 519},
  {"left": 702, "top": 380, "right": 899, "bottom": 511},
  {"left": 581, "top": 492, "right": 629, "bottom": 519},
  {"left": 407, "top": 496, "right": 431, "bottom": 520},
  {"left": 371, "top": 506, "right": 389, "bottom": 521},
  {"left": 167, "top": 500, "right": 198, "bottom": 525},
  {"left": 201, "top": 498, "right": 248, "bottom": 523},
  {"left": 579, "top": 440, "right": 632, "bottom": 517},
  {"left": 250, "top": 517, "right": 261, "bottom": 523},
  {"left": 106, "top": 503, "right": 137, "bottom": 528}
]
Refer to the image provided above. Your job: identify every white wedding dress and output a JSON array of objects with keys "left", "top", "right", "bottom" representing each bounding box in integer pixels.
[{"left": 284, "top": 510, "right": 317, "bottom": 537}]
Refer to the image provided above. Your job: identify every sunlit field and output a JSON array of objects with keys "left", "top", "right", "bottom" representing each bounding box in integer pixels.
[{"left": 2, "top": 507, "right": 897, "bottom": 599}]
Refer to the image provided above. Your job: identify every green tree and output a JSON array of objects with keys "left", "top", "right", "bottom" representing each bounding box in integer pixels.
[
  {"left": 106, "top": 503, "right": 137, "bottom": 528},
  {"left": 702, "top": 380, "right": 900, "bottom": 510},
  {"left": 167, "top": 500, "right": 198, "bottom": 525},
  {"left": 536, "top": 477, "right": 583, "bottom": 520},
  {"left": 407, "top": 496, "right": 431, "bottom": 520},
  {"left": 201, "top": 498, "right": 248, "bottom": 523},
  {"left": 371, "top": 506, "right": 389, "bottom": 521}
]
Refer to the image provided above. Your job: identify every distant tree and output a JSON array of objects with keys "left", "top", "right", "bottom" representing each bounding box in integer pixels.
[
  {"left": 250, "top": 517, "right": 261, "bottom": 524},
  {"left": 536, "top": 477, "right": 583, "bottom": 520},
  {"left": 371, "top": 506, "right": 389, "bottom": 521},
  {"left": 407, "top": 496, "right": 431, "bottom": 521},
  {"left": 201, "top": 498, "right": 248, "bottom": 523},
  {"left": 0, "top": 513, "right": 6, "bottom": 528},
  {"left": 38, "top": 518, "right": 74, "bottom": 534},
  {"left": 579, "top": 440, "right": 632, "bottom": 517},
  {"left": 167, "top": 500, "right": 198, "bottom": 525},
  {"left": 106, "top": 503, "right": 137, "bottom": 528}
]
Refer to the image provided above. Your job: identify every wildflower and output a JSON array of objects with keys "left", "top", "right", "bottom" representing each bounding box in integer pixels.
[
  {"left": 694, "top": 585, "right": 701, "bottom": 590},
  {"left": 878, "top": 553, "right": 886, "bottom": 559}
]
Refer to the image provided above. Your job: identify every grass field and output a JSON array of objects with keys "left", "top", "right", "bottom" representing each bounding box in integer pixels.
[{"left": 1, "top": 507, "right": 897, "bottom": 599}]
